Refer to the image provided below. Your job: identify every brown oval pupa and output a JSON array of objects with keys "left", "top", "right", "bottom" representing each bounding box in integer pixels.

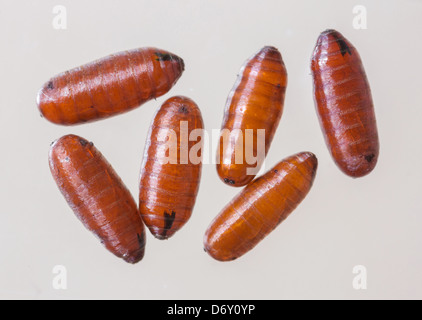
[
  {"left": 38, "top": 48, "right": 184, "bottom": 125},
  {"left": 49, "top": 134, "right": 146, "bottom": 263}
]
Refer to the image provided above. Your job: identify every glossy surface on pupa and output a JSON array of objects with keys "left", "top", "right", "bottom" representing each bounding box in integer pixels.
[
  {"left": 37, "top": 47, "right": 184, "bottom": 125},
  {"left": 217, "top": 46, "right": 287, "bottom": 187},
  {"left": 49, "top": 135, "right": 146, "bottom": 263},
  {"left": 205, "top": 152, "right": 317, "bottom": 261},
  {"left": 311, "top": 29, "right": 379, "bottom": 177},
  {"left": 139, "top": 96, "right": 203, "bottom": 239}
]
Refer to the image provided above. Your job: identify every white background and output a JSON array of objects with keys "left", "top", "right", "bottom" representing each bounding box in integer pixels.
[{"left": 0, "top": 0, "right": 421, "bottom": 299}]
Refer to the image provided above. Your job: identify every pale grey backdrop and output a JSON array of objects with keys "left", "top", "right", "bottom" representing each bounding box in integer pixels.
[{"left": 0, "top": 0, "right": 421, "bottom": 299}]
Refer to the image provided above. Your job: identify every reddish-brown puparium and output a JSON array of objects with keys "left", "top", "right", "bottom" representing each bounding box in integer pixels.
[
  {"left": 139, "top": 96, "right": 203, "bottom": 240},
  {"left": 311, "top": 29, "right": 379, "bottom": 177},
  {"left": 49, "top": 134, "right": 146, "bottom": 264},
  {"left": 217, "top": 46, "right": 287, "bottom": 187},
  {"left": 204, "top": 152, "right": 317, "bottom": 262},
  {"left": 37, "top": 47, "right": 184, "bottom": 125}
]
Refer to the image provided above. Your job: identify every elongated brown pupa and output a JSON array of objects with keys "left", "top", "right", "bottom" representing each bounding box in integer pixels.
[
  {"left": 49, "top": 134, "right": 146, "bottom": 263},
  {"left": 311, "top": 29, "right": 379, "bottom": 177},
  {"left": 38, "top": 48, "right": 184, "bottom": 125}
]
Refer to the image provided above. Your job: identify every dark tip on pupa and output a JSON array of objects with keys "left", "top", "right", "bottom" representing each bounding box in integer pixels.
[
  {"left": 262, "top": 45, "right": 278, "bottom": 52},
  {"left": 321, "top": 29, "right": 336, "bottom": 35},
  {"left": 274, "top": 169, "right": 278, "bottom": 173},
  {"left": 179, "top": 56, "right": 185, "bottom": 71},
  {"left": 155, "top": 51, "right": 173, "bottom": 61},
  {"left": 336, "top": 39, "right": 352, "bottom": 57},
  {"left": 179, "top": 105, "right": 189, "bottom": 114},
  {"left": 47, "top": 81, "right": 54, "bottom": 89},
  {"left": 224, "top": 178, "right": 235, "bottom": 185},
  {"left": 79, "top": 139, "right": 88, "bottom": 147},
  {"left": 137, "top": 233, "right": 145, "bottom": 249},
  {"left": 364, "top": 154, "right": 375, "bottom": 163},
  {"left": 329, "top": 31, "right": 352, "bottom": 57},
  {"left": 155, "top": 52, "right": 184, "bottom": 72},
  {"left": 161, "top": 211, "right": 176, "bottom": 238}
]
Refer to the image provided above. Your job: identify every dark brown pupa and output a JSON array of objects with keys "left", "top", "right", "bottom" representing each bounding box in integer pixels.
[{"left": 311, "top": 29, "right": 379, "bottom": 177}]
